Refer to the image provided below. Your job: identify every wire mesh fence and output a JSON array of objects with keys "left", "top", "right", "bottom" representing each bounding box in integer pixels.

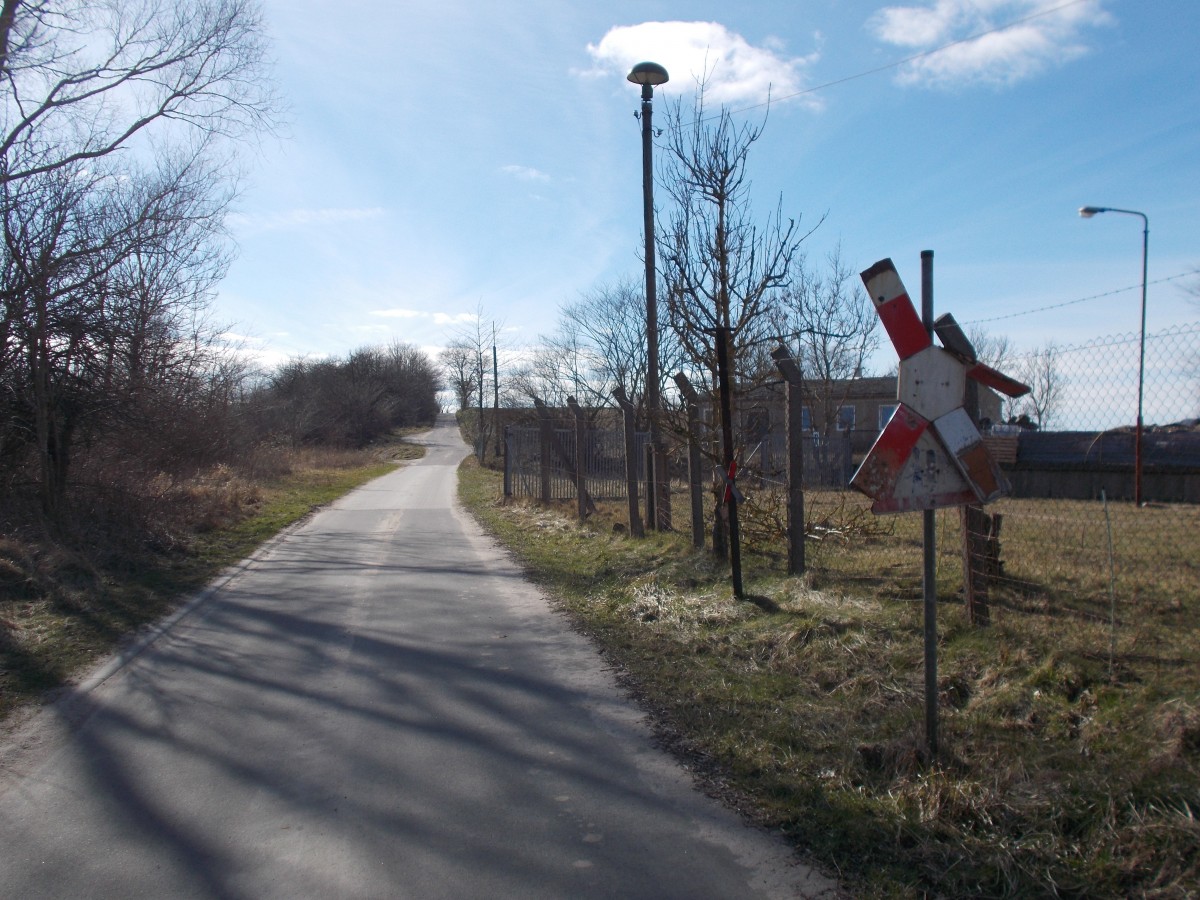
[
  {"left": 776, "top": 324, "right": 1192, "bottom": 559},
  {"left": 1046, "top": 322, "right": 1200, "bottom": 432},
  {"left": 738, "top": 320, "right": 1200, "bottom": 672},
  {"left": 504, "top": 321, "right": 1199, "bottom": 645},
  {"left": 961, "top": 323, "right": 1197, "bottom": 633}
]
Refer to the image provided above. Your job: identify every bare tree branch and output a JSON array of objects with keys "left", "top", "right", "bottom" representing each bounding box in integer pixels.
[
  {"left": 1, "top": 0, "right": 278, "bottom": 186},
  {"left": 656, "top": 81, "right": 816, "bottom": 398}
]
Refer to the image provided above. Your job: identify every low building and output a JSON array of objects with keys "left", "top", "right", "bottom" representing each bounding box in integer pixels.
[
  {"left": 1001, "top": 426, "right": 1200, "bottom": 503},
  {"left": 744, "top": 375, "right": 1004, "bottom": 456}
]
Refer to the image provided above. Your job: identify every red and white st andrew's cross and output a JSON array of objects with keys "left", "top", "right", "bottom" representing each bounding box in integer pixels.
[{"left": 850, "top": 258, "right": 1030, "bottom": 514}]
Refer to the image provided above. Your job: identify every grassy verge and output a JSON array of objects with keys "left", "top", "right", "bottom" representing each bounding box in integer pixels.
[
  {"left": 0, "top": 436, "right": 426, "bottom": 723},
  {"left": 458, "top": 458, "right": 1199, "bottom": 898}
]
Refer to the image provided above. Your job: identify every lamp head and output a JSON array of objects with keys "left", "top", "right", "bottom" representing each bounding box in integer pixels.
[
  {"left": 627, "top": 62, "right": 669, "bottom": 87},
  {"left": 1079, "top": 206, "right": 1105, "bottom": 218}
]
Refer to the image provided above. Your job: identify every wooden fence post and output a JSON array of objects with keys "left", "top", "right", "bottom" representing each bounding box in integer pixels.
[
  {"left": 960, "top": 366, "right": 993, "bottom": 625},
  {"left": 612, "top": 387, "right": 644, "bottom": 538},
  {"left": 771, "top": 347, "right": 806, "bottom": 575},
  {"left": 672, "top": 373, "right": 706, "bottom": 550}
]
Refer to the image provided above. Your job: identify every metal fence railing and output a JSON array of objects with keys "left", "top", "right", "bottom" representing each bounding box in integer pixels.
[{"left": 505, "top": 426, "right": 648, "bottom": 502}]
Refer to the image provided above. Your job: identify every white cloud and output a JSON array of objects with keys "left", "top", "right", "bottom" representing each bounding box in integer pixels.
[
  {"left": 369, "top": 308, "right": 427, "bottom": 319},
  {"left": 368, "top": 308, "right": 479, "bottom": 328},
  {"left": 868, "top": 0, "right": 1113, "bottom": 88},
  {"left": 228, "top": 207, "right": 387, "bottom": 234},
  {"left": 501, "top": 164, "right": 550, "bottom": 182},
  {"left": 584, "top": 21, "right": 819, "bottom": 108},
  {"left": 432, "top": 311, "right": 480, "bottom": 327}
]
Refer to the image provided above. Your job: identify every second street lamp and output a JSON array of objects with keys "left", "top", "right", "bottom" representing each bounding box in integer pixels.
[
  {"left": 1079, "top": 205, "right": 1149, "bottom": 506},
  {"left": 628, "top": 61, "right": 671, "bottom": 531}
]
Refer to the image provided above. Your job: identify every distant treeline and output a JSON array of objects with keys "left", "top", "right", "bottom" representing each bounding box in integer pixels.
[{"left": 0, "top": 1, "right": 440, "bottom": 542}]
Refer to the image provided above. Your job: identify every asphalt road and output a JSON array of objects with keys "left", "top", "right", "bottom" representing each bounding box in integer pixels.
[{"left": 0, "top": 417, "right": 840, "bottom": 899}]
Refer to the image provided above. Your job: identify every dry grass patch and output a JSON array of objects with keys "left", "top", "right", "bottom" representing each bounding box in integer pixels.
[
  {"left": 0, "top": 434, "right": 426, "bottom": 723},
  {"left": 460, "top": 461, "right": 1200, "bottom": 898}
]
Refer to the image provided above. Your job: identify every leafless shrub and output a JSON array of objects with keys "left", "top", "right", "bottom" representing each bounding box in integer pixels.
[
  {"left": 253, "top": 342, "right": 439, "bottom": 449},
  {"left": 738, "top": 485, "right": 895, "bottom": 555}
]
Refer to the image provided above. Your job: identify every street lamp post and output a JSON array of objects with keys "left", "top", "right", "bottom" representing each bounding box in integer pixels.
[
  {"left": 1079, "top": 206, "right": 1149, "bottom": 506},
  {"left": 628, "top": 61, "right": 671, "bottom": 531}
]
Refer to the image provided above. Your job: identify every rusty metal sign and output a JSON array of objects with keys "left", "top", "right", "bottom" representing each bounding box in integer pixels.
[{"left": 851, "top": 258, "right": 1031, "bottom": 514}]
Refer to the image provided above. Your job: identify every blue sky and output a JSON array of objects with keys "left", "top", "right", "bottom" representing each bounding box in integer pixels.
[{"left": 217, "top": 0, "right": 1198, "bottom": 418}]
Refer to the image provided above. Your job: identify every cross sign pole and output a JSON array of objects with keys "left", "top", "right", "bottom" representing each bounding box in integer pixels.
[{"left": 852, "top": 252, "right": 1030, "bottom": 761}]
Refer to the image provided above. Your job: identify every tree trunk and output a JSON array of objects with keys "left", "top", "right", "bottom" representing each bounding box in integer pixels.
[{"left": 0, "top": 0, "right": 21, "bottom": 74}]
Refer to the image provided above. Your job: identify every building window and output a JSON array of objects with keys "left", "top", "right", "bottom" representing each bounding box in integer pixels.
[
  {"left": 837, "top": 405, "right": 856, "bottom": 431},
  {"left": 878, "top": 403, "right": 897, "bottom": 431},
  {"left": 801, "top": 406, "right": 812, "bottom": 431}
]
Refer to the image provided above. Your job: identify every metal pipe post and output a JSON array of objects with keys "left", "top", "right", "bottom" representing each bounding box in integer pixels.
[
  {"left": 920, "top": 249, "right": 939, "bottom": 761},
  {"left": 1136, "top": 218, "right": 1148, "bottom": 506}
]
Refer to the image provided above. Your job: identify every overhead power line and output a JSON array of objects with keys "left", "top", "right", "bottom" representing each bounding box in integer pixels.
[{"left": 962, "top": 270, "right": 1200, "bottom": 325}]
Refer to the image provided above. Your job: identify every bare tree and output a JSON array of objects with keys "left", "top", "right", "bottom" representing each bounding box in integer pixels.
[
  {"left": 259, "top": 343, "right": 438, "bottom": 448},
  {"left": 773, "top": 245, "right": 880, "bottom": 443},
  {"left": 964, "top": 325, "right": 1023, "bottom": 422},
  {"left": 0, "top": 144, "right": 241, "bottom": 515},
  {"left": 0, "top": 0, "right": 277, "bottom": 188},
  {"left": 967, "top": 325, "right": 1014, "bottom": 371},
  {"left": 657, "top": 89, "right": 814, "bottom": 396},
  {"left": 509, "top": 334, "right": 592, "bottom": 411},
  {"left": 558, "top": 278, "right": 651, "bottom": 410},
  {"left": 1013, "top": 342, "right": 1066, "bottom": 429},
  {"left": 445, "top": 305, "right": 507, "bottom": 458},
  {"left": 384, "top": 340, "right": 440, "bottom": 424},
  {"left": 515, "top": 277, "right": 685, "bottom": 425},
  {"left": 0, "top": 1, "right": 276, "bottom": 522},
  {"left": 654, "top": 82, "right": 815, "bottom": 555},
  {"left": 439, "top": 341, "right": 477, "bottom": 411}
]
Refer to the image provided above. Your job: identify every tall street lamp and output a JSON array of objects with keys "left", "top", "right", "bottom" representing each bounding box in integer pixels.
[
  {"left": 629, "top": 61, "right": 671, "bottom": 531},
  {"left": 1079, "top": 205, "right": 1149, "bottom": 505}
]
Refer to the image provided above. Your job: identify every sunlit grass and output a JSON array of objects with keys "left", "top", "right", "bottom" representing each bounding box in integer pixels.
[{"left": 461, "top": 461, "right": 1200, "bottom": 897}]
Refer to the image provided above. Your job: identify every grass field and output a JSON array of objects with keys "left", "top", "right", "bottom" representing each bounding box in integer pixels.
[
  {"left": 4, "top": 428, "right": 1194, "bottom": 896},
  {"left": 464, "top": 462, "right": 1200, "bottom": 898}
]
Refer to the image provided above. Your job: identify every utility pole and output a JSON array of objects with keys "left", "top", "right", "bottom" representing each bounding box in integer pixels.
[{"left": 492, "top": 322, "right": 500, "bottom": 458}]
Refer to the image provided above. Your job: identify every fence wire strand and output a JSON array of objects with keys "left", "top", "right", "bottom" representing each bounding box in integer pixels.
[{"left": 504, "top": 322, "right": 1198, "bottom": 658}]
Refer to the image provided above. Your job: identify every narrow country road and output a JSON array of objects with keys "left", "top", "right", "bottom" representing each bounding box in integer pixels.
[{"left": 0, "top": 417, "right": 839, "bottom": 899}]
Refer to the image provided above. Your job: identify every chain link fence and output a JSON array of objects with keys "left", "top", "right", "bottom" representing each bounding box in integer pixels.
[
  {"left": 971, "top": 323, "right": 1197, "bottom": 619},
  {"left": 761, "top": 322, "right": 1199, "bottom": 667},
  {"left": 503, "top": 322, "right": 1198, "bottom": 639}
]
